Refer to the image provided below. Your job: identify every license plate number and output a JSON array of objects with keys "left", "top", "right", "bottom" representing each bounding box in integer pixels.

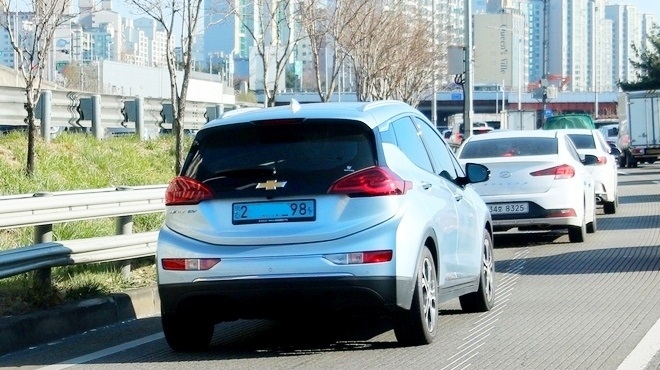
[
  {"left": 489, "top": 203, "right": 529, "bottom": 215},
  {"left": 232, "top": 200, "right": 316, "bottom": 224}
]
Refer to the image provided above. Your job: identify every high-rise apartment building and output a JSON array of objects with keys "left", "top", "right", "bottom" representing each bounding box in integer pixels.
[
  {"left": 474, "top": 12, "right": 528, "bottom": 94},
  {"left": 605, "top": 4, "right": 641, "bottom": 88}
]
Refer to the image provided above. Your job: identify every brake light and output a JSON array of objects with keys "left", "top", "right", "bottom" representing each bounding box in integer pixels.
[
  {"left": 596, "top": 156, "right": 608, "bottom": 165},
  {"left": 328, "top": 167, "right": 412, "bottom": 196},
  {"left": 323, "top": 250, "right": 393, "bottom": 265},
  {"left": 165, "top": 176, "right": 214, "bottom": 205},
  {"left": 161, "top": 258, "right": 220, "bottom": 270},
  {"left": 530, "top": 164, "right": 575, "bottom": 179},
  {"left": 545, "top": 209, "right": 577, "bottom": 218}
]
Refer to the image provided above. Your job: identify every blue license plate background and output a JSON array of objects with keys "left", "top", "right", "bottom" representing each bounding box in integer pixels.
[{"left": 232, "top": 200, "right": 316, "bottom": 224}]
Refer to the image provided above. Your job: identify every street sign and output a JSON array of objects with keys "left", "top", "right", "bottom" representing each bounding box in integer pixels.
[{"left": 544, "top": 109, "right": 553, "bottom": 118}]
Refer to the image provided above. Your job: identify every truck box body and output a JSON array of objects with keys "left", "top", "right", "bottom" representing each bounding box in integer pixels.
[
  {"left": 617, "top": 91, "right": 660, "bottom": 167},
  {"left": 506, "top": 111, "right": 537, "bottom": 130}
]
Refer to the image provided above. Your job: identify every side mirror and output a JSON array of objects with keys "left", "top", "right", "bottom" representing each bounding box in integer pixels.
[
  {"left": 459, "top": 162, "right": 490, "bottom": 185},
  {"left": 582, "top": 154, "right": 599, "bottom": 165}
]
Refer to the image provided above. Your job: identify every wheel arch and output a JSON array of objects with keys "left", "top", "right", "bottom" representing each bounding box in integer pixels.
[{"left": 397, "top": 228, "right": 439, "bottom": 311}]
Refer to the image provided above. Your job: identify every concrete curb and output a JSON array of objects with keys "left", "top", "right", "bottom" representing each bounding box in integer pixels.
[{"left": 0, "top": 286, "right": 160, "bottom": 356}]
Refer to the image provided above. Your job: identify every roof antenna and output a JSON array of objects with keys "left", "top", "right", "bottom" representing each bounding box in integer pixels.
[{"left": 290, "top": 98, "right": 301, "bottom": 113}]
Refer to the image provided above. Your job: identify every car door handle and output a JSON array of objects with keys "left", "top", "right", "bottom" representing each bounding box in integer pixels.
[
  {"left": 454, "top": 194, "right": 463, "bottom": 202},
  {"left": 421, "top": 181, "right": 432, "bottom": 190}
]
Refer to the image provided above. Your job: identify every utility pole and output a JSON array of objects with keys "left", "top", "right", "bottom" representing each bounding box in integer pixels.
[
  {"left": 541, "top": 0, "right": 549, "bottom": 127},
  {"left": 431, "top": 0, "right": 437, "bottom": 126},
  {"left": 463, "top": 0, "right": 474, "bottom": 139},
  {"left": 591, "top": 0, "right": 599, "bottom": 119}
]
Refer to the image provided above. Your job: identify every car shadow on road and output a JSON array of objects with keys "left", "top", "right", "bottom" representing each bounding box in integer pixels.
[
  {"left": 618, "top": 194, "right": 660, "bottom": 204},
  {"left": 495, "top": 245, "right": 660, "bottom": 276},
  {"left": 201, "top": 314, "right": 400, "bottom": 358},
  {"left": 493, "top": 231, "right": 565, "bottom": 248},
  {"left": 595, "top": 215, "right": 660, "bottom": 230}
]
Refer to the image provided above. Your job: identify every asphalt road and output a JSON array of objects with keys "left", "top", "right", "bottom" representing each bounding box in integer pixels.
[{"left": 1, "top": 164, "right": 659, "bottom": 370}]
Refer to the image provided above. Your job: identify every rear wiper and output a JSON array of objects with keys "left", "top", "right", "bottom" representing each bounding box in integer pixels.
[{"left": 212, "top": 167, "right": 276, "bottom": 178}]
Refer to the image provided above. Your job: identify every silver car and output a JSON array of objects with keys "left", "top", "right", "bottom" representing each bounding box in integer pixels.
[{"left": 157, "top": 100, "right": 494, "bottom": 351}]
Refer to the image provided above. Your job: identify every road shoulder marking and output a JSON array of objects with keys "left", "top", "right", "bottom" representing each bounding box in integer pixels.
[{"left": 617, "top": 316, "right": 660, "bottom": 370}]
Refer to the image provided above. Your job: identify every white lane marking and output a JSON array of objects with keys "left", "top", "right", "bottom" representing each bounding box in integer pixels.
[
  {"left": 37, "top": 332, "right": 164, "bottom": 370},
  {"left": 617, "top": 316, "right": 660, "bottom": 370}
]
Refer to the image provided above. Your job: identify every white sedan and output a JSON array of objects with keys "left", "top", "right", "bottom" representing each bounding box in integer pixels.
[
  {"left": 558, "top": 129, "right": 619, "bottom": 214},
  {"left": 457, "top": 130, "right": 598, "bottom": 243}
]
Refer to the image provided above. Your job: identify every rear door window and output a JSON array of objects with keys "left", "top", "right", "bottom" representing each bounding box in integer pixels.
[
  {"left": 415, "top": 117, "right": 459, "bottom": 181},
  {"left": 386, "top": 116, "right": 434, "bottom": 173},
  {"left": 567, "top": 134, "right": 596, "bottom": 149}
]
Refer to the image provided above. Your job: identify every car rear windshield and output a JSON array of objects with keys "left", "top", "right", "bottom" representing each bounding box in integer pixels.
[
  {"left": 459, "top": 137, "right": 558, "bottom": 158},
  {"left": 180, "top": 119, "right": 377, "bottom": 198},
  {"left": 566, "top": 134, "right": 596, "bottom": 149}
]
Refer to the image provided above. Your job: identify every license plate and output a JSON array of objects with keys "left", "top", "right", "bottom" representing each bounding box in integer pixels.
[
  {"left": 645, "top": 148, "right": 660, "bottom": 155},
  {"left": 232, "top": 200, "right": 316, "bottom": 225},
  {"left": 489, "top": 202, "right": 529, "bottom": 215}
]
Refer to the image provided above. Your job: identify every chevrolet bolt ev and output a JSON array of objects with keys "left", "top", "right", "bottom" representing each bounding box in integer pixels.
[{"left": 157, "top": 100, "right": 495, "bottom": 351}]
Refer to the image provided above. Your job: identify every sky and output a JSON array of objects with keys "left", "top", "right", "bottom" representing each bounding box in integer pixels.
[{"left": 618, "top": 1, "right": 660, "bottom": 19}]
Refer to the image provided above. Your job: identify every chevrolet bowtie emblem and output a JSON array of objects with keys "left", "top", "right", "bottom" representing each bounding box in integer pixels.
[{"left": 256, "top": 180, "right": 287, "bottom": 190}]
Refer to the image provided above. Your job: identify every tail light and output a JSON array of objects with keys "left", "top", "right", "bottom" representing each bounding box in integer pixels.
[
  {"left": 328, "top": 167, "right": 412, "bottom": 197},
  {"left": 530, "top": 164, "right": 575, "bottom": 179},
  {"left": 161, "top": 258, "right": 220, "bottom": 270},
  {"left": 596, "top": 156, "right": 608, "bottom": 165},
  {"left": 323, "top": 250, "right": 393, "bottom": 265},
  {"left": 165, "top": 176, "right": 214, "bottom": 205}
]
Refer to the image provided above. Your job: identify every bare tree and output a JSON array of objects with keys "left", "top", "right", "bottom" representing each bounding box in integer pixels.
[
  {"left": 0, "top": 0, "right": 73, "bottom": 176},
  {"left": 298, "top": 0, "right": 365, "bottom": 102},
  {"left": 127, "top": 0, "right": 203, "bottom": 173},
  {"left": 225, "top": 0, "right": 304, "bottom": 107},
  {"left": 331, "top": 0, "right": 442, "bottom": 107}
]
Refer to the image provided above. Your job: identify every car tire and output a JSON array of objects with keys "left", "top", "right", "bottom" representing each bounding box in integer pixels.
[
  {"left": 586, "top": 205, "right": 597, "bottom": 233},
  {"left": 568, "top": 213, "right": 586, "bottom": 243},
  {"left": 393, "top": 246, "right": 437, "bottom": 346},
  {"left": 162, "top": 311, "right": 214, "bottom": 352},
  {"left": 603, "top": 197, "right": 617, "bottom": 214},
  {"left": 459, "top": 229, "right": 495, "bottom": 313}
]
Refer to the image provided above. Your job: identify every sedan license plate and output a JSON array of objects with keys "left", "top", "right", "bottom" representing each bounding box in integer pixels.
[
  {"left": 489, "top": 202, "right": 529, "bottom": 215},
  {"left": 232, "top": 200, "right": 316, "bottom": 225}
]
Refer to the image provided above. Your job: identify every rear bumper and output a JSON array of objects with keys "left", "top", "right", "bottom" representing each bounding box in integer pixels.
[
  {"left": 490, "top": 202, "right": 581, "bottom": 230},
  {"left": 158, "top": 276, "right": 398, "bottom": 322}
]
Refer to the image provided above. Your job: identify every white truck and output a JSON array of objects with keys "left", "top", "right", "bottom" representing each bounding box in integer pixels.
[
  {"left": 504, "top": 111, "right": 537, "bottom": 130},
  {"left": 617, "top": 91, "right": 660, "bottom": 168}
]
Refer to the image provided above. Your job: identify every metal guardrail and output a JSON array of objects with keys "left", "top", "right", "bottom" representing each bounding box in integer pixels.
[{"left": 0, "top": 185, "right": 167, "bottom": 284}]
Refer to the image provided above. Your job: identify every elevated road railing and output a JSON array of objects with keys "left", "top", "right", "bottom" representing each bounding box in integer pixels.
[{"left": 0, "top": 185, "right": 167, "bottom": 288}]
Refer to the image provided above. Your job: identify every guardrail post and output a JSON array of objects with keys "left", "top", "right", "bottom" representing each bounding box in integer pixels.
[
  {"left": 135, "top": 96, "right": 145, "bottom": 140},
  {"left": 91, "top": 94, "right": 103, "bottom": 140},
  {"left": 33, "top": 192, "right": 53, "bottom": 291},
  {"left": 40, "top": 90, "right": 52, "bottom": 143},
  {"left": 116, "top": 186, "right": 134, "bottom": 279}
]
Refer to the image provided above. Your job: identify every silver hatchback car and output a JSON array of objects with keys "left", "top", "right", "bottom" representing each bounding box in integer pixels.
[{"left": 157, "top": 100, "right": 495, "bottom": 351}]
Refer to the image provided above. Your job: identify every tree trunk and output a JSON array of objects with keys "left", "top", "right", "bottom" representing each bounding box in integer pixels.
[{"left": 25, "top": 101, "right": 37, "bottom": 177}]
